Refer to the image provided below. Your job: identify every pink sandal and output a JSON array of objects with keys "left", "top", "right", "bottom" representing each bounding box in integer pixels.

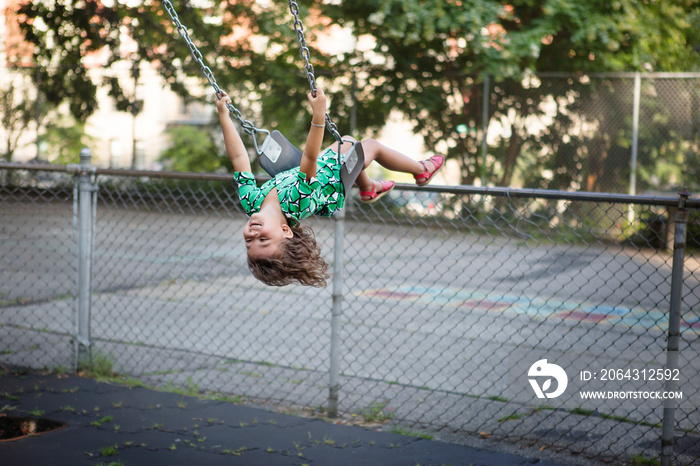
[
  {"left": 359, "top": 180, "right": 395, "bottom": 204},
  {"left": 414, "top": 154, "right": 445, "bottom": 186}
]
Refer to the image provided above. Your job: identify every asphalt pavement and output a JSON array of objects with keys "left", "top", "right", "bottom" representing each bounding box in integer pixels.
[{"left": 0, "top": 369, "right": 566, "bottom": 466}]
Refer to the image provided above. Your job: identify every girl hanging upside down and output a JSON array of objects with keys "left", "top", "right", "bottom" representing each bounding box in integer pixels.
[{"left": 216, "top": 88, "right": 444, "bottom": 288}]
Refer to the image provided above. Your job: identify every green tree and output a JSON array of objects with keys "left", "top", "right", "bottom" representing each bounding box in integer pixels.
[
  {"left": 485, "top": 0, "right": 700, "bottom": 190},
  {"left": 159, "top": 125, "right": 228, "bottom": 173},
  {"left": 16, "top": 0, "right": 322, "bottom": 141},
  {"left": 16, "top": 0, "right": 348, "bottom": 170},
  {"left": 635, "top": 78, "right": 700, "bottom": 191},
  {"left": 16, "top": 0, "right": 700, "bottom": 187},
  {"left": 43, "top": 117, "right": 93, "bottom": 165},
  {"left": 0, "top": 69, "right": 89, "bottom": 166},
  {"left": 0, "top": 78, "right": 34, "bottom": 162},
  {"left": 321, "top": 0, "right": 700, "bottom": 188}
]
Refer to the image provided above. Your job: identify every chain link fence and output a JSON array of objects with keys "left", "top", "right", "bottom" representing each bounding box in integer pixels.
[
  {"left": 1, "top": 160, "right": 699, "bottom": 465},
  {"left": 481, "top": 73, "right": 700, "bottom": 194}
]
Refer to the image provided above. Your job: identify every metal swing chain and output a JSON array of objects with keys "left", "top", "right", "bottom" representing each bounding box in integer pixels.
[
  {"left": 161, "top": 0, "right": 260, "bottom": 135},
  {"left": 162, "top": 0, "right": 342, "bottom": 143},
  {"left": 288, "top": 0, "right": 342, "bottom": 142}
]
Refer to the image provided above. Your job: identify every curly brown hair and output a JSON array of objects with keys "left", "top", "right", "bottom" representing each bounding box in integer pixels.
[{"left": 246, "top": 223, "right": 329, "bottom": 287}]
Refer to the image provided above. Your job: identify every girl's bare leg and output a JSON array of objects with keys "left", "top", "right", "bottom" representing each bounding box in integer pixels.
[
  {"left": 360, "top": 139, "right": 426, "bottom": 175},
  {"left": 356, "top": 139, "right": 442, "bottom": 192},
  {"left": 328, "top": 137, "right": 437, "bottom": 193},
  {"left": 355, "top": 170, "right": 374, "bottom": 193},
  {"left": 329, "top": 137, "right": 394, "bottom": 193}
]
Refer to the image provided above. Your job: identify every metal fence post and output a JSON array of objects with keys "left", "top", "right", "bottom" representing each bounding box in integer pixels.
[
  {"left": 628, "top": 71, "right": 641, "bottom": 223},
  {"left": 481, "top": 74, "right": 490, "bottom": 187},
  {"left": 660, "top": 189, "right": 689, "bottom": 466},
  {"left": 328, "top": 207, "right": 345, "bottom": 418},
  {"left": 75, "top": 148, "right": 96, "bottom": 368}
]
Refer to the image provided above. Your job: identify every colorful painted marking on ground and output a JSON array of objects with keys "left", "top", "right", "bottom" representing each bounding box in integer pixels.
[{"left": 355, "top": 285, "right": 700, "bottom": 334}]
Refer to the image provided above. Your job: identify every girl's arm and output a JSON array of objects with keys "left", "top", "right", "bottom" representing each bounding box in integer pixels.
[
  {"left": 216, "top": 93, "right": 252, "bottom": 173},
  {"left": 299, "top": 89, "right": 327, "bottom": 181}
]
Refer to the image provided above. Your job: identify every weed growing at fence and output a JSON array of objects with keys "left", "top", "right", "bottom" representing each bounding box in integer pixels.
[
  {"left": 79, "top": 351, "right": 116, "bottom": 381},
  {"left": 629, "top": 452, "right": 661, "bottom": 466},
  {"left": 389, "top": 425, "right": 434, "bottom": 439},
  {"left": 357, "top": 401, "right": 395, "bottom": 424}
]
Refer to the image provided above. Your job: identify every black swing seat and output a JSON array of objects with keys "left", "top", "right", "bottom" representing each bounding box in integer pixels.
[
  {"left": 338, "top": 139, "right": 364, "bottom": 197},
  {"left": 258, "top": 130, "right": 302, "bottom": 176},
  {"left": 258, "top": 130, "right": 364, "bottom": 197}
]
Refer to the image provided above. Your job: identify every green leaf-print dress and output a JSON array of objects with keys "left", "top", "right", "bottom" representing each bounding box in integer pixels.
[{"left": 233, "top": 147, "right": 345, "bottom": 225}]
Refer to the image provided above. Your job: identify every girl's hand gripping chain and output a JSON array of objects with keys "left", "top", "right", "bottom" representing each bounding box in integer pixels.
[
  {"left": 216, "top": 92, "right": 232, "bottom": 115},
  {"left": 308, "top": 88, "right": 327, "bottom": 125}
]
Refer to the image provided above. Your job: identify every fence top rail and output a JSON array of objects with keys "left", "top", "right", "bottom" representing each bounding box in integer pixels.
[
  {"left": 0, "top": 162, "right": 247, "bottom": 183},
  {"left": 0, "top": 162, "right": 70, "bottom": 173},
  {"left": 394, "top": 183, "right": 700, "bottom": 209},
  {"left": 534, "top": 71, "right": 700, "bottom": 79},
  {"left": 2, "top": 162, "right": 698, "bottom": 209}
]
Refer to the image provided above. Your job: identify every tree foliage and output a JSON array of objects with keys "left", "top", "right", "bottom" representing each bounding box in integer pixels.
[
  {"left": 159, "top": 125, "right": 229, "bottom": 173},
  {"left": 319, "top": 0, "right": 700, "bottom": 188},
  {"left": 0, "top": 78, "right": 34, "bottom": 162},
  {"left": 15, "top": 0, "right": 700, "bottom": 189},
  {"left": 43, "top": 118, "right": 93, "bottom": 165}
]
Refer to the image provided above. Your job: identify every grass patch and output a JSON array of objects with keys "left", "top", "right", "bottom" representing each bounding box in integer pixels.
[
  {"left": 222, "top": 446, "right": 248, "bottom": 456},
  {"left": 90, "top": 415, "right": 114, "bottom": 427},
  {"left": 629, "top": 452, "right": 660, "bottom": 466},
  {"left": 79, "top": 352, "right": 116, "bottom": 381},
  {"left": 389, "top": 426, "right": 434, "bottom": 439},
  {"left": 568, "top": 407, "right": 662, "bottom": 429},
  {"left": 0, "top": 296, "right": 31, "bottom": 307},
  {"left": 165, "top": 377, "right": 200, "bottom": 397},
  {"left": 570, "top": 407, "right": 594, "bottom": 416},
  {"left": 209, "top": 393, "right": 247, "bottom": 404},
  {"left": 534, "top": 404, "right": 556, "bottom": 412},
  {"left": 498, "top": 412, "right": 529, "bottom": 422},
  {"left": 357, "top": 401, "right": 395, "bottom": 424},
  {"left": 28, "top": 408, "right": 45, "bottom": 417},
  {"left": 98, "top": 444, "right": 119, "bottom": 457},
  {"left": 2, "top": 392, "right": 19, "bottom": 401}
]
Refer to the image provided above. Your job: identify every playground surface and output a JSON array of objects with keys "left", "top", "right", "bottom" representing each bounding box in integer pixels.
[{"left": 1, "top": 369, "right": 569, "bottom": 466}]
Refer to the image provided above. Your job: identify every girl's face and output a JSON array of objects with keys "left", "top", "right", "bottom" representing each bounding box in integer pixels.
[{"left": 243, "top": 212, "right": 293, "bottom": 260}]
